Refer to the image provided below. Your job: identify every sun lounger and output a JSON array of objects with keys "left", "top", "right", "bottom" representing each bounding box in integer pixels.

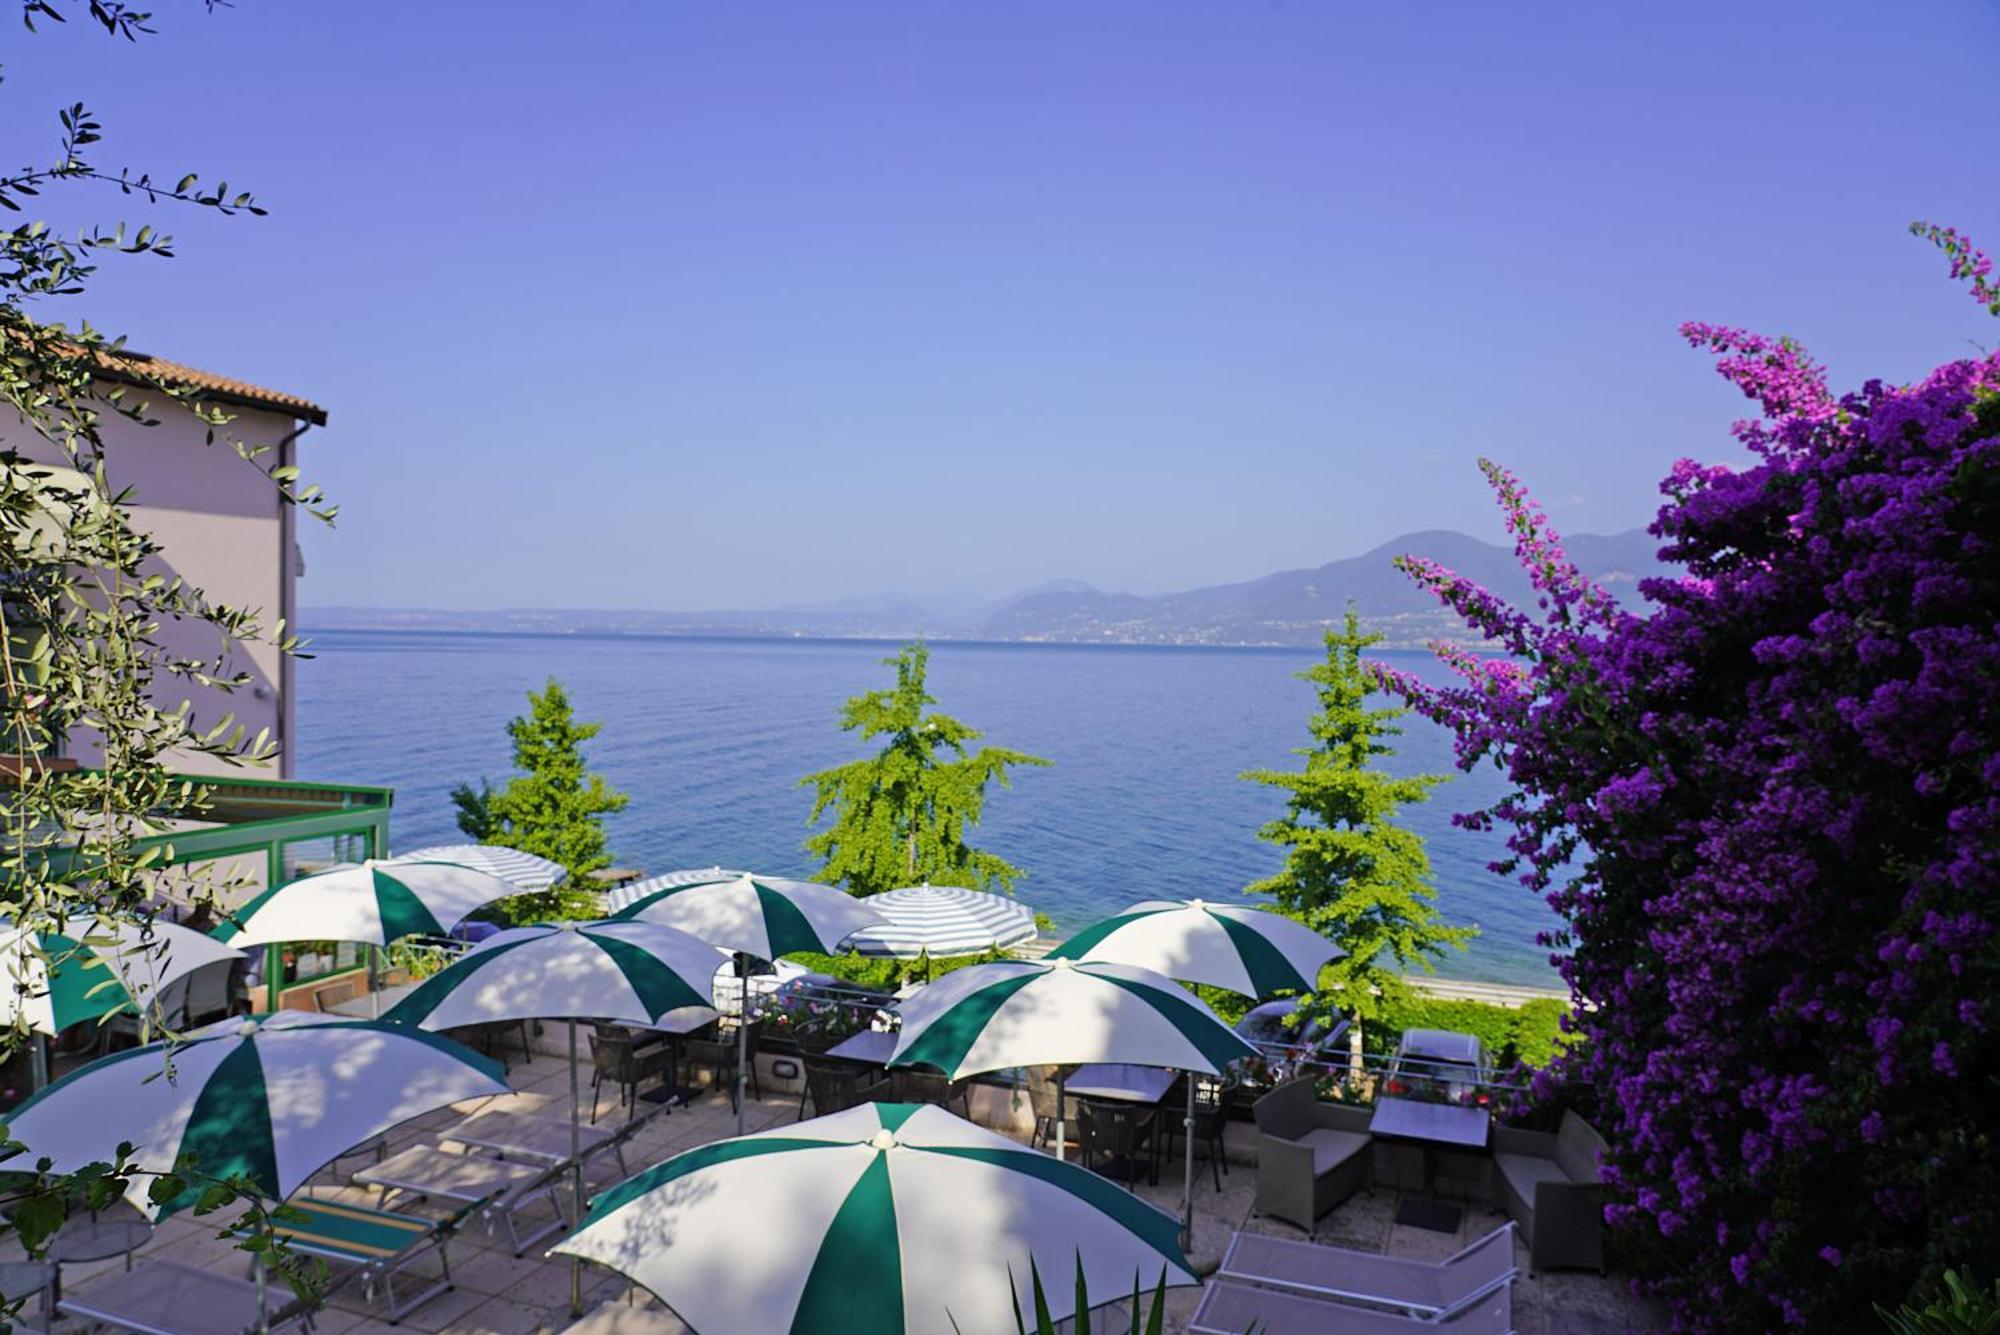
[
  {"left": 440, "top": 1108, "right": 630, "bottom": 1177},
  {"left": 1190, "top": 1276, "right": 1515, "bottom": 1334},
  {"left": 260, "top": 1196, "right": 466, "bottom": 1322},
  {"left": 55, "top": 1259, "right": 309, "bottom": 1335},
  {"left": 352, "top": 1142, "right": 567, "bottom": 1256},
  {"left": 1217, "top": 1220, "right": 1517, "bottom": 1319}
]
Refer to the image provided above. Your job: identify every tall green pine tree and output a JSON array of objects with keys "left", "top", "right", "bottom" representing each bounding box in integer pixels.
[
  {"left": 1241, "top": 607, "right": 1473, "bottom": 1073},
  {"left": 802, "top": 643, "right": 1050, "bottom": 896},
  {"left": 456, "top": 678, "right": 628, "bottom": 920}
]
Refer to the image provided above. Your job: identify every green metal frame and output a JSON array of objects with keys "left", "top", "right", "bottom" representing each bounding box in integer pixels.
[{"left": 68, "top": 770, "right": 395, "bottom": 1011}]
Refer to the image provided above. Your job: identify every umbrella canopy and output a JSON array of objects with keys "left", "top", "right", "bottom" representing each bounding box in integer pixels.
[
  {"left": 888, "top": 958, "right": 1255, "bottom": 1079},
  {"left": 382, "top": 916, "right": 726, "bottom": 1317},
  {"left": 0, "top": 915, "right": 242, "bottom": 1035},
  {"left": 840, "top": 884, "right": 1038, "bottom": 960},
  {"left": 601, "top": 866, "right": 748, "bottom": 915},
  {"left": 212, "top": 860, "right": 519, "bottom": 949},
  {"left": 552, "top": 1101, "right": 1197, "bottom": 1335},
  {"left": 610, "top": 871, "right": 887, "bottom": 1136},
  {"left": 382, "top": 920, "right": 721, "bottom": 1034},
  {"left": 388, "top": 844, "right": 567, "bottom": 892},
  {"left": 2, "top": 1011, "right": 507, "bottom": 1217},
  {"left": 609, "top": 872, "right": 885, "bottom": 962},
  {"left": 1045, "top": 898, "right": 1341, "bottom": 997}
]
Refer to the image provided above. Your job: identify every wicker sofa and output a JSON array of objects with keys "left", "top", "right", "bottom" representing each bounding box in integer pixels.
[
  {"left": 1252, "top": 1078, "right": 1374, "bottom": 1232},
  {"left": 1489, "top": 1109, "right": 1608, "bottom": 1273}
]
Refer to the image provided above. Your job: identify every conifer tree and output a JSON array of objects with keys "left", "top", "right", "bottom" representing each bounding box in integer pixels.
[
  {"left": 473, "top": 678, "right": 628, "bottom": 919},
  {"left": 1241, "top": 607, "right": 1472, "bottom": 1074},
  {"left": 802, "top": 643, "right": 1050, "bottom": 896}
]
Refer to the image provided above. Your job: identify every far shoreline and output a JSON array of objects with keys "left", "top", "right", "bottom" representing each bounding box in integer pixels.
[{"left": 298, "top": 621, "right": 1499, "bottom": 658}]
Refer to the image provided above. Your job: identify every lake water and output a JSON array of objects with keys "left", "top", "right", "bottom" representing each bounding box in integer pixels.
[{"left": 294, "top": 631, "right": 1562, "bottom": 987}]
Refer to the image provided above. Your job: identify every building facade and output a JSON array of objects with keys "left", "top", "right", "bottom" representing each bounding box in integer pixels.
[{"left": 1, "top": 348, "right": 326, "bottom": 778}]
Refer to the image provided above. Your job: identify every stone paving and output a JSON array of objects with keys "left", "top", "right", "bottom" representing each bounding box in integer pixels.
[{"left": 20, "top": 1047, "right": 1664, "bottom": 1333}]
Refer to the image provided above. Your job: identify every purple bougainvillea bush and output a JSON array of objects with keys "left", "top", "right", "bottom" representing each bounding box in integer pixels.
[{"left": 1376, "top": 224, "right": 2000, "bottom": 1331}]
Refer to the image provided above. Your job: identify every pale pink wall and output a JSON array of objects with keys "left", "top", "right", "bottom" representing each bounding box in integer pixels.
[{"left": 1, "top": 390, "right": 309, "bottom": 778}]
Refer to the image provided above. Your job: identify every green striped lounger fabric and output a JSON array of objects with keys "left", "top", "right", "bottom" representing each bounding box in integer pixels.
[{"left": 255, "top": 1199, "right": 454, "bottom": 1320}]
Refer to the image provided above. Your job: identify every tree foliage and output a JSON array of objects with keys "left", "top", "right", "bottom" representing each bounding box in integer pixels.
[
  {"left": 449, "top": 778, "right": 498, "bottom": 842},
  {"left": 1241, "top": 607, "right": 1471, "bottom": 1056},
  {"left": 0, "top": 0, "right": 329, "bottom": 1299},
  {"left": 2, "top": 4, "right": 332, "bottom": 1025},
  {"left": 1377, "top": 228, "right": 2000, "bottom": 1330},
  {"left": 802, "top": 643, "right": 1049, "bottom": 897},
  {"left": 463, "top": 678, "right": 626, "bottom": 921}
]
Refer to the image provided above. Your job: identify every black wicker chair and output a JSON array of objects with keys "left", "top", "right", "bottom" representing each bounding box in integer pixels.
[
  {"left": 1077, "top": 1098, "right": 1160, "bottom": 1186},
  {"left": 799, "top": 1055, "right": 890, "bottom": 1120},
  {"left": 1158, "top": 1073, "right": 1231, "bottom": 1190},
  {"left": 589, "top": 1024, "right": 668, "bottom": 1122}
]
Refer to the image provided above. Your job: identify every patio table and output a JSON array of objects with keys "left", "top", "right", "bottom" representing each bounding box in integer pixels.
[
  {"left": 352, "top": 1143, "right": 564, "bottom": 1255},
  {"left": 325, "top": 981, "right": 420, "bottom": 1018},
  {"left": 47, "top": 1209, "right": 152, "bottom": 1306},
  {"left": 0, "top": 1260, "right": 55, "bottom": 1329},
  {"left": 440, "top": 1108, "right": 625, "bottom": 1175},
  {"left": 56, "top": 1259, "right": 302, "bottom": 1335},
  {"left": 826, "top": 1029, "right": 898, "bottom": 1064},
  {"left": 1369, "top": 1097, "right": 1491, "bottom": 1233},
  {"left": 1064, "top": 1063, "right": 1176, "bottom": 1104}
]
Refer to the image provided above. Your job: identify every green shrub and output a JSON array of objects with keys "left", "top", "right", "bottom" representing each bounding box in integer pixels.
[
  {"left": 992, "top": 1257, "right": 1177, "bottom": 1335},
  {"left": 1508, "top": 998, "right": 1573, "bottom": 1068},
  {"left": 1876, "top": 1271, "right": 2000, "bottom": 1334}
]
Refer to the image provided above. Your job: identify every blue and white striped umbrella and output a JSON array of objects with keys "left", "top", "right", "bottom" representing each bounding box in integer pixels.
[
  {"left": 840, "top": 884, "right": 1039, "bottom": 960},
  {"left": 389, "top": 844, "right": 567, "bottom": 892}
]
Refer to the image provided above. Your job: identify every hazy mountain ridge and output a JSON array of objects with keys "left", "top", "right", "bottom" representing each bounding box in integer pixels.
[{"left": 307, "top": 528, "right": 1667, "bottom": 648}]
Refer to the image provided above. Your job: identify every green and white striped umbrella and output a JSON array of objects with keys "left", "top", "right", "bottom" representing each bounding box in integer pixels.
[
  {"left": 888, "top": 957, "right": 1255, "bottom": 1079},
  {"left": 1, "top": 915, "right": 242, "bottom": 1035},
  {"left": 1045, "top": 898, "right": 1341, "bottom": 997},
  {"left": 382, "top": 920, "right": 722, "bottom": 1035},
  {"left": 212, "top": 860, "right": 519, "bottom": 949},
  {"left": 384, "top": 914, "right": 723, "bottom": 1306},
  {"left": 1, "top": 1011, "right": 507, "bottom": 1217},
  {"left": 611, "top": 872, "right": 886, "bottom": 1134},
  {"left": 609, "top": 871, "right": 885, "bottom": 962},
  {"left": 1044, "top": 900, "right": 1340, "bottom": 1248},
  {"left": 552, "top": 1101, "right": 1198, "bottom": 1335}
]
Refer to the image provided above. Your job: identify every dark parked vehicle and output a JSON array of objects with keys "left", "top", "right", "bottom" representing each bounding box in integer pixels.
[{"left": 1383, "top": 1027, "right": 1493, "bottom": 1106}]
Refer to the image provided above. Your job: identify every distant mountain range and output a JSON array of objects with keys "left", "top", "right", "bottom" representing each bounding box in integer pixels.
[{"left": 306, "top": 528, "right": 1667, "bottom": 649}]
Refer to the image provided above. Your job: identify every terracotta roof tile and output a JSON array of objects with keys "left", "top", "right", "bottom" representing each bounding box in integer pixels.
[{"left": 99, "top": 348, "right": 328, "bottom": 426}]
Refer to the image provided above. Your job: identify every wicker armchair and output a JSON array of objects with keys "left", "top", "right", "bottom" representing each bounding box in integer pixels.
[
  {"left": 1489, "top": 1110, "right": 1607, "bottom": 1273},
  {"left": 1252, "top": 1077, "right": 1373, "bottom": 1232}
]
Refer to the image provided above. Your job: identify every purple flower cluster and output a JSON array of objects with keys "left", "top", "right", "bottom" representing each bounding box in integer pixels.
[{"left": 1378, "top": 228, "right": 2000, "bottom": 1330}]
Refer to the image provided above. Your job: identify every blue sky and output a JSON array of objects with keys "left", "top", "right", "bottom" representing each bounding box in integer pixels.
[{"left": 13, "top": 2, "right": 1999, "bottom": 609}]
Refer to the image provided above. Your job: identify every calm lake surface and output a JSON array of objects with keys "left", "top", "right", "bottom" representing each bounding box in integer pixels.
[{"left": 295, "top": 631, "right": 1562, "bottom": 987}]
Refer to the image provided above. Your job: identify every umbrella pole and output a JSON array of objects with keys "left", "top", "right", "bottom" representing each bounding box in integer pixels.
[
  {"left": 255, "top": 1252, "right": 268, "bottom": 1334},
  {"left": 1054, "top": 1070, "right": 1066, "bottom": 1163},
  {"left": 569, "top": 1017, "right": 584, "bottom": 1318},
  {"left": 29, "top": 1033, "right": 48, "bottom": 1092},
  {"left": 734, "top": 952, "right": 749, "bottom": 1138},
  {"left": 1181, "top": 1075, "right": 1196, "bottom": 1252}
]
